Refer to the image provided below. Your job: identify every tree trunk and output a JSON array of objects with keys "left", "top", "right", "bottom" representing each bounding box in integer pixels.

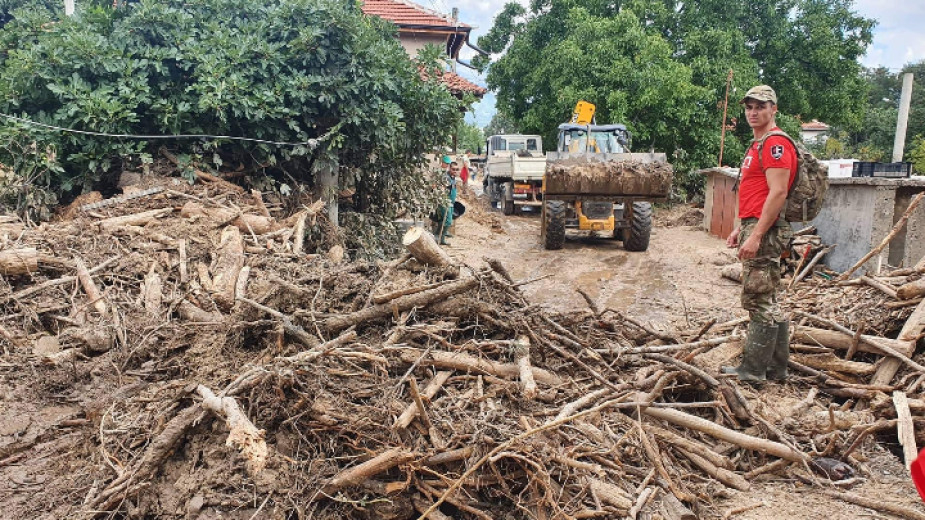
[
  {"left": 897, "top": 278, "right": 925, "bottom": 300},
  {"left": 211, "top": 226, "right": 244, "bottom": 311},
  {"left": 402, "top": 227, "right": 453, "bottom": 267},
  {"left": 0, "top": 248, "right": 38, "bottom": 276}
]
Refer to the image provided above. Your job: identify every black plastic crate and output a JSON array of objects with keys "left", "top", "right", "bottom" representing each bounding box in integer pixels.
[
  {"left": 852, "top": 161, "right": 911, "bottom": 178},
  {"left": 852, "top": 161, "right": 876, "bottom": 177}
]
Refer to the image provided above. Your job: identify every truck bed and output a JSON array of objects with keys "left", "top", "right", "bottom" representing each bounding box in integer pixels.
[{"left": 487, "top": 152, "right": 546, "bottom": 181}]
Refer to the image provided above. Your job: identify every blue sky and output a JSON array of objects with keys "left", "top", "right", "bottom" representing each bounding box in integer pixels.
[{"left": 438, "top": 0, "right": 925, "bottom": 129}]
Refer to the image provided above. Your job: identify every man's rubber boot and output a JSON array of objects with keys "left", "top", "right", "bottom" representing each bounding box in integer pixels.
[
  {"left": 767, "top": 320, "right": 790, "bottom": 381},
  {"left": 721, "top": 320, "right": 778, "bottom": 385}
]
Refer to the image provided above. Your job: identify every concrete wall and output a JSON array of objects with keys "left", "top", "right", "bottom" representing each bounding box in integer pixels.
[{"left": 810, "top": 177, "right": 925, "bottom": 275}]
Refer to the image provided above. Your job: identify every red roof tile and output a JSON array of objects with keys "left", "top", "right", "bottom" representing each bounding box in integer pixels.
[
  {"left": 362, "top": 0, "right": 470, "bottom": 29},
  {"left": 420, "top": 67, "right": 487, "bottom": 96},
  {"left": 801, "top": 120, "right": 829, "bottom": 131},
  {"left": 440, "top": 70, "right": 487, "bottom": 96}
]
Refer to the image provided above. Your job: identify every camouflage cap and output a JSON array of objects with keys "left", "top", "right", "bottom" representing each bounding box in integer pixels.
[{"left": 739, "top": 85, "right": 777, "bottom": 105}]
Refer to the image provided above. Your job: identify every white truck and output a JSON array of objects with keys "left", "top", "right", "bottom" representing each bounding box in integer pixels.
[{"left": 483, "top": 134, "right": 546, "bottom": 215}]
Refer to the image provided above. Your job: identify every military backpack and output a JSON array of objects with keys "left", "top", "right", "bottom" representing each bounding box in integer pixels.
[{"left": 756, "top": 130, "right": 829, "bottom": 223}]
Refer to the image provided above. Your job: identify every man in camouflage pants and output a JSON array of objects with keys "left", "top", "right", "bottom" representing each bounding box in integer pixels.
[{"left": 723, "top": 85, "right": 796, "bottom": 385}]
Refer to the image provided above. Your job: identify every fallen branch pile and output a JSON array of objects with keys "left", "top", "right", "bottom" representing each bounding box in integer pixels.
[{"left": 0, "top": 176, "right": 923, "bottom": 519}]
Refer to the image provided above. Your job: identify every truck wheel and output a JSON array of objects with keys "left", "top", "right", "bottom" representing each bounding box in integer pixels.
[
  {"left": 543, "top": 200, "right": 566, "bottom": 250},
  {"left": 501, "top": 182, "right": 514, "bottom": 216},
  {"left": 622, "top": 202, "right": 652, "bottom": 252}
]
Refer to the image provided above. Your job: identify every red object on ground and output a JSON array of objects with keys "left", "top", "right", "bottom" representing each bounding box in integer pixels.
[{"left": 913, "top": 447, "right": 925, "bottom": 502}]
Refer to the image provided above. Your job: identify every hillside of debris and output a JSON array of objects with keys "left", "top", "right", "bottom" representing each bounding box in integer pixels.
[{"left": 1, "top": 173, "right": 924, "bottom": 520}]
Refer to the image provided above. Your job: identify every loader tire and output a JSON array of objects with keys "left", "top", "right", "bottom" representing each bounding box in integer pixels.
[
  {"left": 622, "top": 202, "right": 652, "bottom": 252},
  {"left": 501, "top": 182, "right": 514, "bottom": 215},
  {"left": 543, "top": 200, "right": 566, "bottom": 250}
]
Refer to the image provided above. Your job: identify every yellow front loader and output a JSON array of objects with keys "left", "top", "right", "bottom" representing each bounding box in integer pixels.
[{"left": 540, "top": 102, "right": 673, "bottom": 251}]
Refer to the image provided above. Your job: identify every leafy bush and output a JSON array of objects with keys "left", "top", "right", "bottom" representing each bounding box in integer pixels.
[{"left": 0, "top": 0, "right": 463, "bottom": 224}]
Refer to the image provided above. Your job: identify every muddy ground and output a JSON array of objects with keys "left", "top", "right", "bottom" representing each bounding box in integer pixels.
[{"left": 446, "top": 186, "right": 922, "bottom": 519}]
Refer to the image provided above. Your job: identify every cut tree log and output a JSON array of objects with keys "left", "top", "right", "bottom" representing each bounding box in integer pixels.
[
  {"left": 820, "top": 489, "right": 925, "bottom": 520},
  {"left": 640, "top": 407, "right": 808, "bottom": 462},
  {"left": 402, "top": 227, "right": 453, "bottom": 267},
  {"left": 893, "top": 391, "right": 918, "bottom": 471},
  {"left": 791, "top": 353, "right": 876, "bottom": 376},
  {"left": 897, "top": 278, "right": 925, "bottom": 301},
  {"left": 647, "top": 423, "right": 733, "bottom": 470},
  {"left": 178, "top": 300, "right": 224, "bottom": 322},
  {"left": 838, "top": 191, "right": 925, "bottom": 280},
  {"left": 196, "top": 385, "right": 267, "bottom": 476},
  {"left": 720, "top": 263, "right": 742, "bottom": 283},
  {"left": 0, "top": 248, "right": 38, "bottom": 276},
  {"left": 75, "top": 257, "right": 108, "bottom": 315},
  {"left": 793, "top": 325, "right": 915, "bottom": 358},
  {"left": 321, "top": 277, "right": 479, "bottom": 332},
  {"left": 859, "top": 275, "right": 898, "bottom": 299},
  {"left": 292, "top": 210, "right": 308, "bottom": 255},
  {"left": 398, "top": 348, "right": 563, "bottom": 387},
  {"left": 211, "top": 226, "right": 244, "bottom": 310},
  {"left": 660, "top": 493, "right": 697, "bottom": 520},
  {"left": 321, "top": 448, "right": 416, "bottom": 496},
  {"left": 97, "top": 207, "right": 172, "bottom": 232}
]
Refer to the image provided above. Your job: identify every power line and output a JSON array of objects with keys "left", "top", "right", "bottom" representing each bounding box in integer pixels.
[{"left": 0, "top": 112, "right": 322, "bottom": 148}]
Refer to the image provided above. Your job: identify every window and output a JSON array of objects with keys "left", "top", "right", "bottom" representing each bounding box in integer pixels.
[{"left": 527, "top": 139, "right": 538, "bottom": 151}]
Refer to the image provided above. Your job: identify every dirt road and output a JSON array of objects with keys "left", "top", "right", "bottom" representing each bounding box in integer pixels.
[{"left": 450, "top": 189, "right": 744, "bottom": 329}]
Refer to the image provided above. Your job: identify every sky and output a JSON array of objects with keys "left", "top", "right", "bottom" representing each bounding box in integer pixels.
[{"left": 432, "top": 0, "right": 925, "bottom": 129}]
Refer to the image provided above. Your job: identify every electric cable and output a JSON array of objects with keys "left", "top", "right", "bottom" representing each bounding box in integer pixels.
[{"left": 0, "top": 112, "right": 322, "bottom": 148}]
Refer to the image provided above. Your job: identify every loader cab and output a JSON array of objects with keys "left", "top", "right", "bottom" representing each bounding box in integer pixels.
[{"left": 557, "top": 124, "right": 630, "bottom": 154}]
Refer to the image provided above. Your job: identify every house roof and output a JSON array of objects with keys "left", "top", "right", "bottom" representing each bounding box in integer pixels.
[
  {"left": 361, "top": 0, "right": 470, "bottom": 29},
  {"left": 440, "top": 70, "right": 487, "bottom": 96},
  {"left": 801, "top": 120, "right": 830, "bottom": 131}
]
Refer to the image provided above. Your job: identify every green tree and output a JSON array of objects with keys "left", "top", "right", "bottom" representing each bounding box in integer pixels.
[
  {"left": 484, "top": 111, "right": 518, "bottom": 137},
  {"left": 455, "top": 120, "right": 484, "bottom": 153},
  {"left": 479, "top": 0, "right": 874, "bottom": 197},
  {"left": 909, "top": 135, "right": 925, "bottom": 175}
]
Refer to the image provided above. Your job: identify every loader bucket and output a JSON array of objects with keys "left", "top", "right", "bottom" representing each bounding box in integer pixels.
[{"left": 544, "top": 152, "right": 672, "bottom": 199}]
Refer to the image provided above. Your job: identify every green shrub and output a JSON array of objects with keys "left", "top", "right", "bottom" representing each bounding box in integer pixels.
[{"left": 0, "top": 0, "right": 463, "bottom": 224}]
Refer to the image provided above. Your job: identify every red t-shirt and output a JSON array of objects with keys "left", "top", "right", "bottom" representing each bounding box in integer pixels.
[{"left": 738, "top": 128, "right": 797, "bottom": 219}]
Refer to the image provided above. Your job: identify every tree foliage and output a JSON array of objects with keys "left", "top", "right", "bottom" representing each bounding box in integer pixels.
[
  {"left": 484, "top": 111, "right": 519, "bottom": 137},
  {"left": 455, "top": 120, "right": 484, "bottom": 153},
  {"left": 478, "top": 0, "right": 874, "bottom": 198},
  {"left": 0, "top": 0, "right": 463, "bottom": 225}
]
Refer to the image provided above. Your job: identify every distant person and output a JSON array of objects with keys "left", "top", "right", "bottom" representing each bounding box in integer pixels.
[
  {"left": 433, "top": 162, "right": 459, "bottom": 245},
  {"left": 459, "top": 152, "right": 471, "bottom": 187},
  {"left": 722, "top": 85, "right": 796, "bottom": 385}
]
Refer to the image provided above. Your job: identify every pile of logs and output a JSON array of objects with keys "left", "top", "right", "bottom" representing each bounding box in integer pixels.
[{"left": 0, "top": 176, "right": 924, "bottom": 520}]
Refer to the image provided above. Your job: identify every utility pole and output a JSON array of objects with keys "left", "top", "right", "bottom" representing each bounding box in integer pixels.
[
  {"left": 65, "top": 0, "right": 75, "bottom": 16},
  {"left": 893, "top": 73, "right": 914, "bottom": 163},
  {"left": 718, "top": 69, "right": 734, "bottom": 167}
]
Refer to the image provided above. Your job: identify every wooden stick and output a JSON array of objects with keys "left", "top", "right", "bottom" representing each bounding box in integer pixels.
[
  {"left": 819, "top": 489, "right": 925, "bottom": 520},
  {"left": 898, "top": 278, "right": 925, "bottom": 301},
  {"left": 794, "top": 312, "right": 923, "bottom": 374},
  {"left": 787, "top": 243, "right": 813, "bottom": 289},
  {"left": 838, "top": 191, "right": 925, "bottom": 280},
  {"left": 873, "top": 298, "right": 925, "bottom": 385},
  {"left": 75, "top": 257, "right": 107, "bottom": 315},
  {"left": 585, "top": 477, "right": 633, "bottom": 511},
  {"left": 887, "top": 297, "right": 923, "bottom": 309},
  {"left": 197, "top": 385, "right": 267, "bottom": 475},
  {"left": 893, "top": 391, "right": 918, "bottom": 471},
  {"left": 321, "top": 448, "right": 416, "bottom": 496},
  {"left": 513, "top": 335, "right": 538, "bottom": 399},
  {"left": 859, "top": 275, "right": 898, "bottom": 299},
  {"left": 395, "top": 371, "right": 452, "bottom": 429},
  {"left": 234, "top": 265, "right": 251, "bottom": 301},
  {"left": 97, "top": 207, "right": 172, "bottom": 232},
  {"left": 628, "top": 487, "right": 656, "bottom": 520},
  {"left": 647, "top": 423, "right": 732, "bottom": 469},
  {"left": 637, "top": 421, "right": 693, "bottom": 502},
  {"left": 211, "top": 226, "right": 245, "bottom": 311},
  {"left": 291, "top": 211, "right": 308, "bottom": 255},
  {"left": 8, "top": 256, "right": 120, "bottom": 302},
  {"left": 640, "top": 407, "right": 808, "bottom": 462},
  {"left": 372, "top": 280, "right": 454, "bottom": 305},
  {"left": 238, "top": 297, "right": 320, "bottom": 348},
  {"left": 677, "top": 448, "right": 750, "bottom": 491},
  {"left": 612, "top": 335, "right": 740, "bottom": 355},
  {"left": 178, "top": 239, "right": 188, "bottom": 284},
  {"left": 408, "top": 377, "right": 433, "bottom": 431},
  {"left": 398, "top": 348, "right": 562, "bottom": 387},
  {"left": 321, "top": 277, "right": 479, "bottom": 332},
  {"left": 793, "top": 245, "right": 834, "bottom": 285}
]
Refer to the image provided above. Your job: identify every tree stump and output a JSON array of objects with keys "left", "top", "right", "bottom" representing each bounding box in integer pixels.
[{"left": 402, "top": 227, "right": 452, "bottom": 267}]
